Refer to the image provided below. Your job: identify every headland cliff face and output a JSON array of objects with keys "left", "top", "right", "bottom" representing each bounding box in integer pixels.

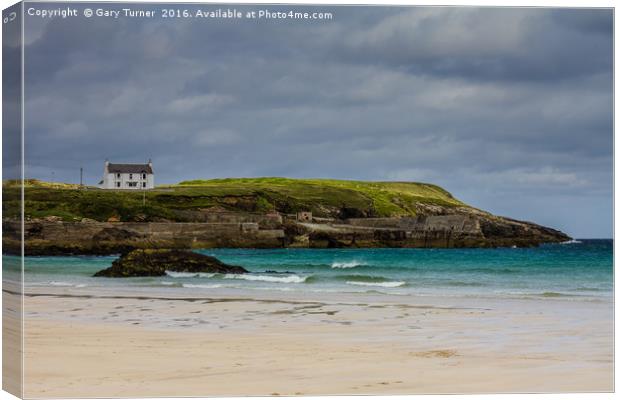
[
  {"left": 3, "top": 209, "right": 569, "bottom": 256},
  {"left": 2, "top": 178, "right": 570, "bottom": 255}
]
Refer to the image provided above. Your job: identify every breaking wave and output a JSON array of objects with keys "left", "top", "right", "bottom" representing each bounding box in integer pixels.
[
  {"left": 159, "top": 281, "right": 182, "bottom": 287},
  {"left": 331, "top": 261, "right": 366, "bottom": 269},
  {"left": 165, "top": 271, "right": 216, "bottom": 278},
  {"left": 223, "top": 273, "right": 308, "bottom": 284},
  {"left": 346, "top": 280, "right": 406, "bottom": 288}
]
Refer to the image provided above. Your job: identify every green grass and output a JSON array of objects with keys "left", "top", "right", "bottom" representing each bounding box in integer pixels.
[
  {"left": 4, "top": 177, "right": 467, "bottom": 222},
  {"left": 177, "top": 177, "right": 464, "bottom": 214}
]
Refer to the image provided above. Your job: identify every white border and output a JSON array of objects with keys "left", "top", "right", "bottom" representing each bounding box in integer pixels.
[{"left": 0, "top": 1, "right": 616, "bottom": 400}]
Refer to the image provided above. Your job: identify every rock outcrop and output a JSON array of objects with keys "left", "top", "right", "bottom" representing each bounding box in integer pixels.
[
  {"left": 93, "top": 249, "right": 248, "bottom": 277},
  {"left": 3, "top": 209, "right": 571, "bottom": 256}
]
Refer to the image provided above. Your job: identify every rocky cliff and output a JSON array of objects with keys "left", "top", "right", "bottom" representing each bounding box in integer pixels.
[{"left": 3, "top": 210, "right": 569, "bottom": 256}]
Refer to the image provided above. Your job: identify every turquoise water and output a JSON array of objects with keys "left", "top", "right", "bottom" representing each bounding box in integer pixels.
[{"left": 7, "top": 239, "right": 613, "bottom": 301}]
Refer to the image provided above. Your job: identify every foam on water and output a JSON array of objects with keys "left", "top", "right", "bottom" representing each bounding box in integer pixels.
[
  {"left": 346, "top": 280, "right": 406, "bottom": 288},
  {"left": 331, "top": 261, "right": 366, "bottom": 269},
  {"left": 223, "top": 273, "right": 309, "bottom": 284},
  {"left": 561, "top": 239, "right": 583, "bottom": 244},
  {"left": 160, "top": 281, "right": 182, "bottom": 286},
  {"left": 47, "top": 281, "right": 87, "bottom": 288},
  {"left": 182, "top": 283, "right": 224, "bottom": 289},
  {"left": 165, "top": 271, "right": 217, "bottom": 278}
]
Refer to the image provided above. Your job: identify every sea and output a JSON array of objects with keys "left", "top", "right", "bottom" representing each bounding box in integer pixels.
[{"left": 4, "top": 239, "right": 613, "bottom": 302}]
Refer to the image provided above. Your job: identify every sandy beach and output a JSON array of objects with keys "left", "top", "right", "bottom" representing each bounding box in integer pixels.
[{"left": 18, "top": 286, "right": 613, "bottom": 398}]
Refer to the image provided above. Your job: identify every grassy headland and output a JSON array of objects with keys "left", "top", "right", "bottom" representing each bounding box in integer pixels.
[{"left": 4, "top": 178, "right": 466, "bottom": 222}]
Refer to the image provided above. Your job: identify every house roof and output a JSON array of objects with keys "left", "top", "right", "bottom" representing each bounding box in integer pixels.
[{"left": 107, "top": 163, "right": 153, "bottom": 174}]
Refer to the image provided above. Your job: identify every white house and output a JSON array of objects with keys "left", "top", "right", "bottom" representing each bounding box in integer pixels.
[{"left": 100, "top": 160, "right": 154, "bottom": 190}]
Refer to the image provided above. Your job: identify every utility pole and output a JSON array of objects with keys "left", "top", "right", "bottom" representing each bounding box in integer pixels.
[{"left": 80, "top": 167, "right": 83, "bottom": 188}]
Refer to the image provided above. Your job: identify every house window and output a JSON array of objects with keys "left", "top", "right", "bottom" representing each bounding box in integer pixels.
[
  {"left": 116, "top": 182, "right": 120, "bottom": 188},
  {"left": 116, "top": 173, "right": 120, "bottom": 178},
  {"left": 129, "top": 173, "right": 133, "bottom": 180},
  {"left": 143, "top": 182, "right": 146, "bottom": 188},
  {"left": 143, "top": 173, "right": 146, "bottom": 179}
]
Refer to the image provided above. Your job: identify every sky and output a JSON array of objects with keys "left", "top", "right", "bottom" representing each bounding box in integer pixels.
[{"left": 11, "top": 4, "right": 614, "bottom": 238}]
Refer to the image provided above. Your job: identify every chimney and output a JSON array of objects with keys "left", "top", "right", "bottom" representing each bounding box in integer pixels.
[{"left": 148, "top": 158, "right": 152, "bottom": 168}]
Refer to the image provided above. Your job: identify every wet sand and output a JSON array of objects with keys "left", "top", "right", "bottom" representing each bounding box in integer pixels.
[{"left": 17, "top": 287, "right": 613, "bottom": 397}]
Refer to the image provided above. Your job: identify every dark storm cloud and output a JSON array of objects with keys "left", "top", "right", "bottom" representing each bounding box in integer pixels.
[
  {"left": 22, "top": 5, "right": 612, "bottom": 237},
  {"left": 332, "top": 8, "right": 613, "bottom": 82}
]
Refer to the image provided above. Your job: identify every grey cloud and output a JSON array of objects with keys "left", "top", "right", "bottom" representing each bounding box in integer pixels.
[{"left": 332, "top": 8, "right": 612, "bottom": 82}]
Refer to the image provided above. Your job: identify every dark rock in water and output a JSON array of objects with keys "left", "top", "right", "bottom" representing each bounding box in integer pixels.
[{"left": 93, "top": 249, "right": 248, "bottom": 277}]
